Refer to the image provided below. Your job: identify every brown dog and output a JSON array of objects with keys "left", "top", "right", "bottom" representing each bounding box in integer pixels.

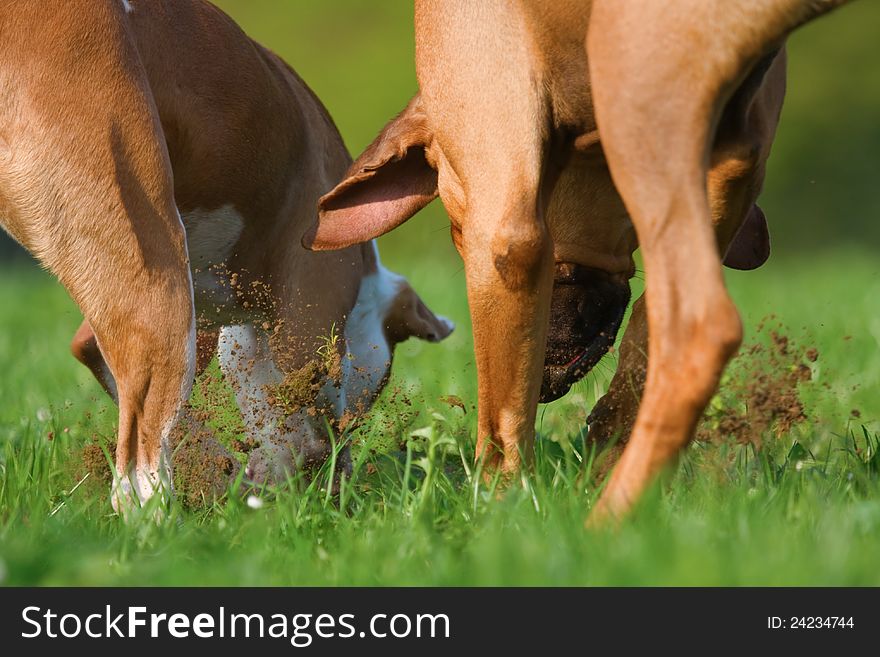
[
  {"left": 306, "top": 0, "right": 850, "bottom": 521},
  {"left": 0, "top": 0, "right": 452, "bottom": 512}
]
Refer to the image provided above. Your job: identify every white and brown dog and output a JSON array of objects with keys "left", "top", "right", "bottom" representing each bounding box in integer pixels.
[{"left": 0, "top": 0, "right": 452, "bottom": 510}]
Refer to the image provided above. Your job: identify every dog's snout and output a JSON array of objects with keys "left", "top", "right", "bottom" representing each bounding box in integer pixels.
[{"left": 541, "top": 263, "right": 631, "bottom": 402}]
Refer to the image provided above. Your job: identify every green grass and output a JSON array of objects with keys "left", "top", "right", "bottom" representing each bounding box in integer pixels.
[
  {"left": 1, "top": 248, "right": 879, "bottom": 586},
  {"left": 2, "top": 0, "right": 880, "bottom": 587}
]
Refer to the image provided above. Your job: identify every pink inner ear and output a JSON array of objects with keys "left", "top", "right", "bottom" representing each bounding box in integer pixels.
[
  {"left": 307, "top": 151, "right": 438, "bottom": 251},
  {"left": 723, "top": 205, "right": 770, "bottom": 271}
]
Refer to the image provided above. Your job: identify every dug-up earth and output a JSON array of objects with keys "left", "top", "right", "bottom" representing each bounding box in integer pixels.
[
  {"left": 697, "top": 319, "right": 820, "bottom": 447},
  {"left": 77, "top": 321, "right": 821, "bottom": 508}
]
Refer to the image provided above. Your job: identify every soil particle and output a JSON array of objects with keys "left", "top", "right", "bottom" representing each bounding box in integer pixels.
[
  {"left": 266, "top": 356, "right": 340, "bottom": 418},
  {"left": 440, "top": 395, "right": 466, "bottom": 413}
]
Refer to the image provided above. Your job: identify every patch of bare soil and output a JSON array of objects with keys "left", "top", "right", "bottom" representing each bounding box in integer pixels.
[
  {"left": 73, "top": 407, "right": 240, "bottom": 510},
  {"left": 170, "top": 410, "right": 240, "bottom": 509}
]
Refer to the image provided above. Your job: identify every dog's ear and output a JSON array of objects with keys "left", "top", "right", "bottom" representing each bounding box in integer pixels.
[
  {"left": 385, "top": 282, "right": 454, "bottom": 346},
  {"left": 723, "top": 204, "right": 770, "bottom": 270},
  {"left": 304, "top": 95, "right": 438, "bottom": 251}
]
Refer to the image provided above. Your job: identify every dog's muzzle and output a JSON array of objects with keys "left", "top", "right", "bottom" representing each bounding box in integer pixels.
[{"left": 540, "top": 263, "right": 631, "bottom": 403}]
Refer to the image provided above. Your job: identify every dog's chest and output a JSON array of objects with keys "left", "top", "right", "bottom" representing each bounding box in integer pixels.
[{"left": 180, "top": 204, "right": 245, "bottom": 323}]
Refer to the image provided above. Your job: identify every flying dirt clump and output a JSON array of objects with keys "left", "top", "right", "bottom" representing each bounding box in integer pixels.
[
  {"left": 697, "top": 322, "right": 816, "bottom": 447},
  {"left": 80, "top": 441, "right": 113, "bottom": 485},
  {"left": 266, "top": 360, "right": 328, "bottom": 416},
  {"left": 265, "top": 324, "right": 343, "bottom": 418}
]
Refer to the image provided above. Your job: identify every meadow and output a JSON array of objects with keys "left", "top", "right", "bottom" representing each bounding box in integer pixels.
[
  {"left": 2, "top": 248, "right": 879, "bottom": 586},
  {"left": 0, "top": 1, "right": 879, "bottom": 586}
]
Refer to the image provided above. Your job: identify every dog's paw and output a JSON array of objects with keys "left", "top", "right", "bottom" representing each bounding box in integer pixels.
[{"left": 110, "top": 465, "right": 173, "bottom": 521}]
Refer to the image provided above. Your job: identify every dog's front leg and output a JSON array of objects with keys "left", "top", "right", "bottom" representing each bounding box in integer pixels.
[
  {"left": 587, "top": 0, "right": 758, "bottom": 522},
  {"left": 461, "top": 203, "right": 554, "bottom": 478}
]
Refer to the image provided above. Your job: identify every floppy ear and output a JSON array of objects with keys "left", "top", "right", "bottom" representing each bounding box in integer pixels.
[
  {"left": 304, "top": 95, "right": 439, "bottom": 251},
  {"left": 723, "top": 204, "right": 771, "bottom": 270},
  {"left": 385, "top": 282, "right": 454, "bottom": 346}
]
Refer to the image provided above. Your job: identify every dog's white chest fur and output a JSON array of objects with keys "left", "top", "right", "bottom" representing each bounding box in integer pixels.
[
  {"left": 182, "top": 205, "right": 244, "bottom": 270},
  {"left": 181, "top": 204, "right": 244, "bottom": 322}
]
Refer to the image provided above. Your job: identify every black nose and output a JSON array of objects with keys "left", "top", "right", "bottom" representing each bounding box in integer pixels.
[{"left": 540, "top": 264, "right": 630, "bottom": 403}]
